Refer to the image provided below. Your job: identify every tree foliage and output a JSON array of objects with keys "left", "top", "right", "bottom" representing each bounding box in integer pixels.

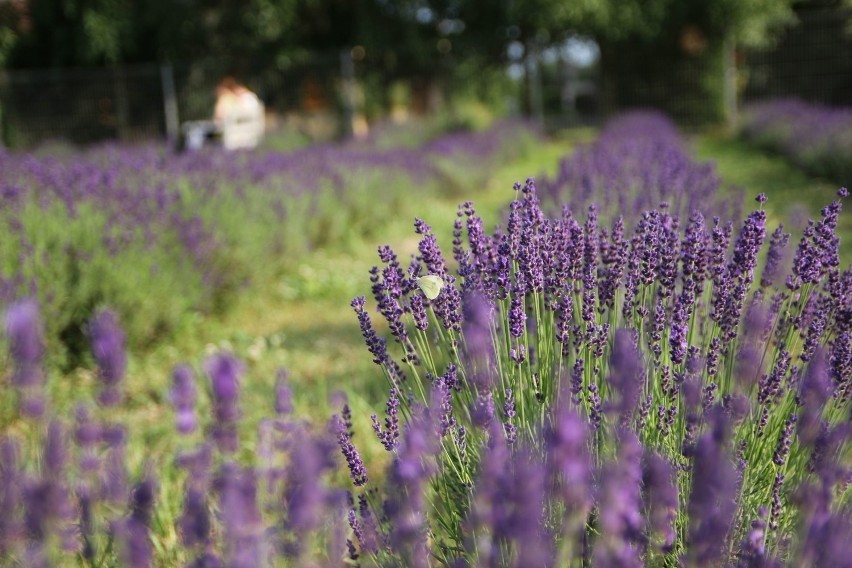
[{"left": 1, "top": 0, "right": 800, "bottom": 71}]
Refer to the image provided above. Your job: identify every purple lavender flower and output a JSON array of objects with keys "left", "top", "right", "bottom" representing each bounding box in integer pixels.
[
  {"left": 23, "top": 421, "right": 74, "bottom": 553},
  {"left": 89, "top": 309, "right": 127, "bottom": 407},
  {"left": 545, "top": 403, "right": 591, "bottom": 516},
  {"left": 508, "top": 291, "right": 527, "bottom": 338},
  {"left": 606, "top": 328, "right": 644, "bottom": 425},
  {"left": 115, "top": 475, "right": 157, "bottom": 568},
  {"left": 685, "top": 406, "right": 739, "bottom": 567},
  {"left": 761, "top": 225, "right": 790, "bottom": 288},
  {"left": 179, "top": 486, "right": 211, "bottom": 549},
  {"left": 204, "top": 352, "right": 243, "bottom": 454},
  {"left": 372, "top": 387, "right": 400, "bottom": 451},
  {"left": 503, "top": 389, "right": 517, "bottom": 444},
  {"left": 461, "top": 292, "right": 496, "bottom": 390},
  {"left": 432, "top": 376, "right": 455, "bottom": 437},
  {"left": 829, "top": 331, "right": 851, "bottom": 400},
  {"left": 385, "top": 408, "right": 438, "bottom": 568},
  {"left": 0, "top": 437, "right": 21, "bottom": 556},
  {"left": 334, "top": 415, "right": 367, "bottom": 487},
  {"left": 736, "top": 507, "right": 776, "bottom": 567},
  {"left": 797, "top": 349, "right": 831, "bottom": 448},
  {"left": 281, "top": 424, "right": 337, "bottom": 557},
  {"left": 642, "top": 451, "right": 678, "bottom": 553},
  {"left": 6, "top": 298, "right": 45, "bottom": 417},
  {"left": 595, "top": 429, "right": 644, "bottom": 567},
  {"left": 471, "top": 392, "right": 495, "bottom": 429},
  {"left": 215, "top": 464, "right": 262, "bottom": 568},
  {"left": 170, "top": 364, "right": 197, "bottom": 435}
]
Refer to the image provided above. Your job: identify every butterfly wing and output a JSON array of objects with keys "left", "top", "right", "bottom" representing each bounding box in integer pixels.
[{"left": 417, "top": 275, "right": 444, "bottom": 300}]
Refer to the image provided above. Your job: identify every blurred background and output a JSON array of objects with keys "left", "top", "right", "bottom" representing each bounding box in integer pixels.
[{"left": 0, "top": 0, "right": 850, "bottom": 149}]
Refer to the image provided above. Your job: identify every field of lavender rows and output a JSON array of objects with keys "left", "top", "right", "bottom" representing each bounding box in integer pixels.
[{"left": 1, "top": 111, "right": 850, "bottom": 567}]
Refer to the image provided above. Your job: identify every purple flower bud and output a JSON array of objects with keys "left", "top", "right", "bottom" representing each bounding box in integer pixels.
[
  {"left": 215, "top": 464, "right": 262, "bottom": 568},
  {"left": 170, "top": 364, "right": 197, "bottom": 435},
  {"left": 6, "top": 299, "right": 44, "bottom": 374},
  {"left": 642, "top": 451, "right": 679, "bottom": 552},
  {"left": 6, "top": 299, "right": 45, "bottom": 417},
  {"left": 179, "top": 487, "right": 210, "bottom": 548},
  {"left": 545, "top": 404, "right": 591, "bottom": 515},
  {"left": 685, "top": 406, "right": 739, "bottom": 567},
  {"left": 89, "top": 310, "right": 127, "bottom": 407},
  {"left": 471, "top": 392, "right": 495, "bottom": 428},
  {"left": 797, "top": 350, "right": 831, "bottom": 447},
  {"left": 204, "top": 353, "right": 243, "bottom": 453},
  {"left": 372, "top": 387, "right": 400, "bottom": 451},
  {"left": 606, "top": 328, "right": 644, "bottom": 425},
  {"left": 496, "top": 388, "right": 516, "bottom": 445},
  {"left": 334, "top": 415, "right": 367, "bottom": 487},
  {"left": 595, "top": 429, "right": 644, "bottom": 567},
  {"left": 0, "top": 437, "right": 21, "bottom": 555}
]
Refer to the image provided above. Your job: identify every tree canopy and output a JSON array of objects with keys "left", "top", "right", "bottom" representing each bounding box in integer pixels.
[{"left": 1, "top": 0, "right": 799, "bottom": 70}]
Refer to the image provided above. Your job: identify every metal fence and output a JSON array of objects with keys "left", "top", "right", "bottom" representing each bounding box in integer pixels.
[
  {"left": 0, "top": 3, "right": 850, "bottom": 150},
  {"left": 0, "top": 54, "right": 348, "bottom": 149},
  {"left": 741, "top": 0, "right": 852, "bottom": 107}
]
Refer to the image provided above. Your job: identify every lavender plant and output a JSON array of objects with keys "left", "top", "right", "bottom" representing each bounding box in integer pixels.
[
  {"left": 0, "top": 120, "right": 536, "bottom": 361},
  {"left": 1, "top": 301, "right": 353, "bottom": 566},
  {"left": 342, "top": 180, "right": 851, "bottom": 565},
  {"left": 740, "top": 99, "right": 852, "bottom": 184},
  {"left": 539, "top": 112, "right": 739, "bottom": 221}
]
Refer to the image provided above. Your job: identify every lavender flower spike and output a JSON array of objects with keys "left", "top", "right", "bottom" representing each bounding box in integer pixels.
[
  {"left": 169, "top": 365, "right": 198, "bottom": 435},
  {"left": 89, "top": 309, "right": 127, "bottom": 407},
  {"left": 204, "top": 352, "right": 244, "bottom": 453},
  {"left": 334, "top": 415, "right": 368, "bottom": 487},
  {"left": 5, "top": 298, "right": 45, "bottom": 417}
]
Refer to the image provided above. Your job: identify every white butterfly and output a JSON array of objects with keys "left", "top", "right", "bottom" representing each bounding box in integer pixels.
[{"left": 416, "top": 275, "right": 445, "bottom": 300}]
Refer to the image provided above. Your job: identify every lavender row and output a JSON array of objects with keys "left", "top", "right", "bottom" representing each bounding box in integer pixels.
[
  {"left": 740, "top": 99, "right": 852, "bottom": 184},
  {"left": 1, "top": 183, "right": 849, "bottom": 565},
  {"left": 0, "top": 119, "right": 536, "bottom": 356},
  {"left": 344, "top": 180, "right": 850, "bottom": 565},
  {"left": 1, "top": 300, "right": 352, "bottom": 566},
  {"left": 539, "top": 111, "right": 740, "bottom": 221}
]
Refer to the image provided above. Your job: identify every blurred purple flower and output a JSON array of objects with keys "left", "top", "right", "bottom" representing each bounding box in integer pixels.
[
  {"left": 170, "top": 364, "right": 197, "bottom": 435},
  {"left": 89, "top": 309, "right": 127, "bottom": 407},
  {"left": 5, "top": 298, "right": 45, "bottom": 417},
  {"left": 204, "top": 352, "right": 243, "bottom": 453}
]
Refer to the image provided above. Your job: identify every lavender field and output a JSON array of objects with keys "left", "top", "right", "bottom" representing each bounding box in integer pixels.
[{"left": 1, "top": 113, "right": 850, "bottom": 567}]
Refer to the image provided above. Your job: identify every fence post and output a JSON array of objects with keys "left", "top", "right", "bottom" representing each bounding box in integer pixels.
[
  {"left": 724, "top": 36, "right": 738, "bottom": 128},
  {"left": 525, "top": 39, "right": 545, "bottom": 130},
  {"left": 0, "top": 71, "right": 7, "bottom": 148},
  {"left": 339, "top": 48, "right": 355, "bottom": 140},
  {"left": 111, "top": 65, "right": 132, "bottom": 140},
  {"left": 161, "top": 63, "right": 180, "bottom": 149}
]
